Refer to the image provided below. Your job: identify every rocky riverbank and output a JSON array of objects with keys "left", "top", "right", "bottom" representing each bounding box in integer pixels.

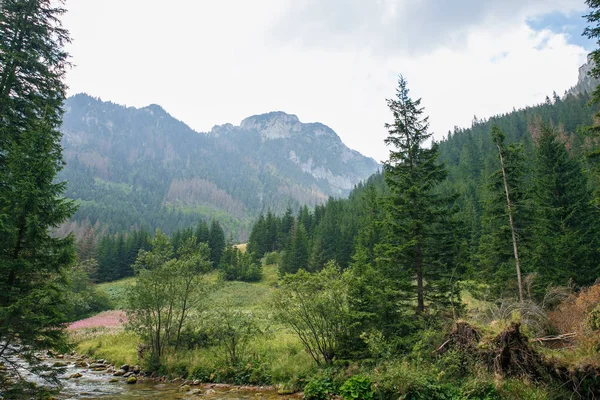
[{"left": 45, "top": 353, "right": 302, "bottom": 399}]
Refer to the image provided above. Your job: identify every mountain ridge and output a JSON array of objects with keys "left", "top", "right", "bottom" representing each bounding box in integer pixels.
[{"left": 58, "top": 93, "right": 379, "bottom": 239}]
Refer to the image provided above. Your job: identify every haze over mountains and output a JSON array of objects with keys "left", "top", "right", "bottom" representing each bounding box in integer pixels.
[{"left": 58, "top": 94, "right": 380, "bottom": 239}]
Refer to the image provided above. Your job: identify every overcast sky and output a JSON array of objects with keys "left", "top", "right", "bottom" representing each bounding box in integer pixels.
[{"left": 63, "top": 0, "right": 594, "bottom": 162}]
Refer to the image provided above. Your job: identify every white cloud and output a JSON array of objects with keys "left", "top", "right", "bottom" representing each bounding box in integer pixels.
[{"left": 63, "top": 0, "right": 591, "bottom": 162}]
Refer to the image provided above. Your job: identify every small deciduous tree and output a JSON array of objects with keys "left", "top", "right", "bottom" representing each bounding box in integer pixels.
[
  {"left": 127, "top": 231, "right": 211, "bottom": 366},
  {"left": 203, "top": 303, "right": 263, "bottom": 365},
  {"left": 272, "top": 262, "right": 350, "bottom": 365}
]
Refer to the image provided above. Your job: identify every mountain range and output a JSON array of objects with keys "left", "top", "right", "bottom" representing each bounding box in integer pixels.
[{"left": 57, "top": 94, "right": 380, "bottom": 239}]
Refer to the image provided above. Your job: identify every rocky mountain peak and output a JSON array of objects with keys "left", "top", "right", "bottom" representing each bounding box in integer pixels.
[
  {"left": 240, "top": 111, "right": 302, "bottom": 140},
  {"left": 568, "top": 54, "right": 600, "bottom": 96}
]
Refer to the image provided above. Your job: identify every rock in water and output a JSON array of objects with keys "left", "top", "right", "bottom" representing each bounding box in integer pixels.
[{"left": 126, "top": 376, "right": 137, "bottom": 384}]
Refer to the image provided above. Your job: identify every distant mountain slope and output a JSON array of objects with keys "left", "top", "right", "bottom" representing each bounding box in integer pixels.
[{"left": 58, "top": 94, "right": 379, "bottom": 239}]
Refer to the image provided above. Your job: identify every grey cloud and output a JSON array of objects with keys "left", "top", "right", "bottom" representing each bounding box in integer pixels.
[{"left": 270, "top": 0, "right": 585, "bottom": 55}]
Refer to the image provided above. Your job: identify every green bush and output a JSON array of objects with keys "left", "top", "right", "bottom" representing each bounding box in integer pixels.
[
  {"left": 404, "top": 381, "right": 461, "bottom": 400},
  {"left": 263, "top": 251, "right": 280, "bottom": 266},
  {"left": 435, "top": 350, "right": 473, "bottom": 380},
  {"left": 303, "top": 377, "right": 335, "bottom": 400},
  {"left": 339, "top": 375, "right": 374, "bottom": 400}
]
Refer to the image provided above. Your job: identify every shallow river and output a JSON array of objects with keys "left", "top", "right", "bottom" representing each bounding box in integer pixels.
[{"left": 43, "top": 358, "right": 289, "bottom": 400}]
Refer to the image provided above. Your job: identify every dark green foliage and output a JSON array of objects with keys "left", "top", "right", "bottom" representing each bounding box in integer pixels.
[
  {"left": 0, "top": 0, "right": 75, "bottom": 381},
  {"left": 194, "top": 220, "right": 210, "bottom": 244},
  {"left": 381, "top": 75, "right": 458, "bottom": 314},
  {"left": 209, "top": 220, "right": 226, "bottom": 266},
  {"left": 220, "top": 243, "right": 262, "bottom": 282},
  {"left": 95, "top": 229, "right": 151, "bottom": 282},
  {"left": 339, "top": 375, "right": 374, "bottom": 400},
  {"left": 530, "top": 123, "right": 599, "bottom": 290},
  {"left": 279, "top": 223, "right": 309, "bottom": 275},
  {"left": 63, "top": 259, "right": 111, "bottom": 321}
]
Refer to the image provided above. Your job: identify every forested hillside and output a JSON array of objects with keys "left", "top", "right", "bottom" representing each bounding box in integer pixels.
[
  {"left": 247, "top": 89, "right": 600, "bottom": 294},
  {"left": 57, "top": 94, "right": 379, "bottom": 240}
]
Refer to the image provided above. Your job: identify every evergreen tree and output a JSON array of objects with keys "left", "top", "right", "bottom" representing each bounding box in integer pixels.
[
  {"left": 208, "top": 219, "right": 225, "bottom": 267},
  {"left": 530, "top": 124, "right": 599, "bottom": 289},
  {"left": 0, "top": 0, "right": 75, "bottom": 382},
  {"left": 280, "top": 223, "right": 309, "bottom": 275},
  {"left": 381, "top": 75, "right": 455, "bottom": 314},
  {"left": 194, "top": 220, "right": 210, "bottom": 244},
  {"left": 247, "top": 213, "right": 267, "bottom": 257},
  {"left": 277, "top": 207, "right": 294, "bottom": 249}
]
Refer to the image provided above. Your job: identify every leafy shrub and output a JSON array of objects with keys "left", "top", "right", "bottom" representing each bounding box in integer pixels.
[
  {"left": 303, "top": 377, "right": 335, "bottom": 400},
  {"left": 435, "top": 350, "right": 474, "bottom": 380},
  {"left": 403, "top": 381, "right": 461, "bottom": 400},
  {"left": 339, "top": 375, "right": 374, "bottom": 400},
  {"left": 264, "top": 251, "right": 280, "bottom": 266}
]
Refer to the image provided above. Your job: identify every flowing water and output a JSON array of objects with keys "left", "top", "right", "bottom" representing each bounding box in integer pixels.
[{"left": 18, "top": 357, "right": 290, "bottom": 400}]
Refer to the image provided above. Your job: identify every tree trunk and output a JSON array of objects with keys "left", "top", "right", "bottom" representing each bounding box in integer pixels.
[
  {"left": 496, "top": 143, "right": 524, "bottom": 303},
  {"left": 416, "top": 240, "right": 425, "bottom": 313}
]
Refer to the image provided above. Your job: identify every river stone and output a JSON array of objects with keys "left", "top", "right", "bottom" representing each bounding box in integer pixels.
[
  {"left": 126, "top": 376, "right": 137, "bottom": 384},
  {"left": 277, "top": 384, "right": 294, "bottom": 395},
  {"left": 69, "top": 372, "right": 82, "bottom": 379},
  {"left": 190, "top": 389, "right": 203, "bottom": 395},
  {"left": 191, "top": 380, "right": 200, "bottom": 386},
  {"left": 52, "top": 361, "right": 66, "bottom": 367},
  {"left": 123, "top": 371, "right": 134, "bottom": 378},
  {"left": 96, "top": 359, "right": 105, "bottom": 364},
  {"left": 205, "top": 389, "right": 216, "bottom": 395},
  {"left": 89, "top": 363, "right": 105, "bottom": 369},
  {"left": 178, "top": 385, "right": 190, "bottom": 392},
  {"left": 120, "top": 364, "right": 129, "bottom": 372},
  {"left": 113, "top": 369, "right": 126, "bottom": 376},
  {"left": 109, "top": 378, "right": 119, "bottom": 383}
]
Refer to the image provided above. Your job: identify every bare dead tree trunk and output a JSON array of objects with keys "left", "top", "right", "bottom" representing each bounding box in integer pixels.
[{"left": 496, "top": 143, "right": 524, "bottom": 303}]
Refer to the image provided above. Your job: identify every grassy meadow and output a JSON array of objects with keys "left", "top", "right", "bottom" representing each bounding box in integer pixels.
[{"left": 72, "top": 263, "right": 316, "bottom": 390}]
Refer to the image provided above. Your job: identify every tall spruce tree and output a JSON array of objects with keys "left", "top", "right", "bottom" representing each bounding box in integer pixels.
[
  {"left": 0, "top": 0, "right": 75, "bottom": 384},
  {"left": 208, "top": 219, "right": 225, "bottom": 267},
  {"left": 381, "top": 75, "right": 455, "bottom": 314},
  {"left": 531, "top": 123, "right": 598, "bottom": 289}
]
